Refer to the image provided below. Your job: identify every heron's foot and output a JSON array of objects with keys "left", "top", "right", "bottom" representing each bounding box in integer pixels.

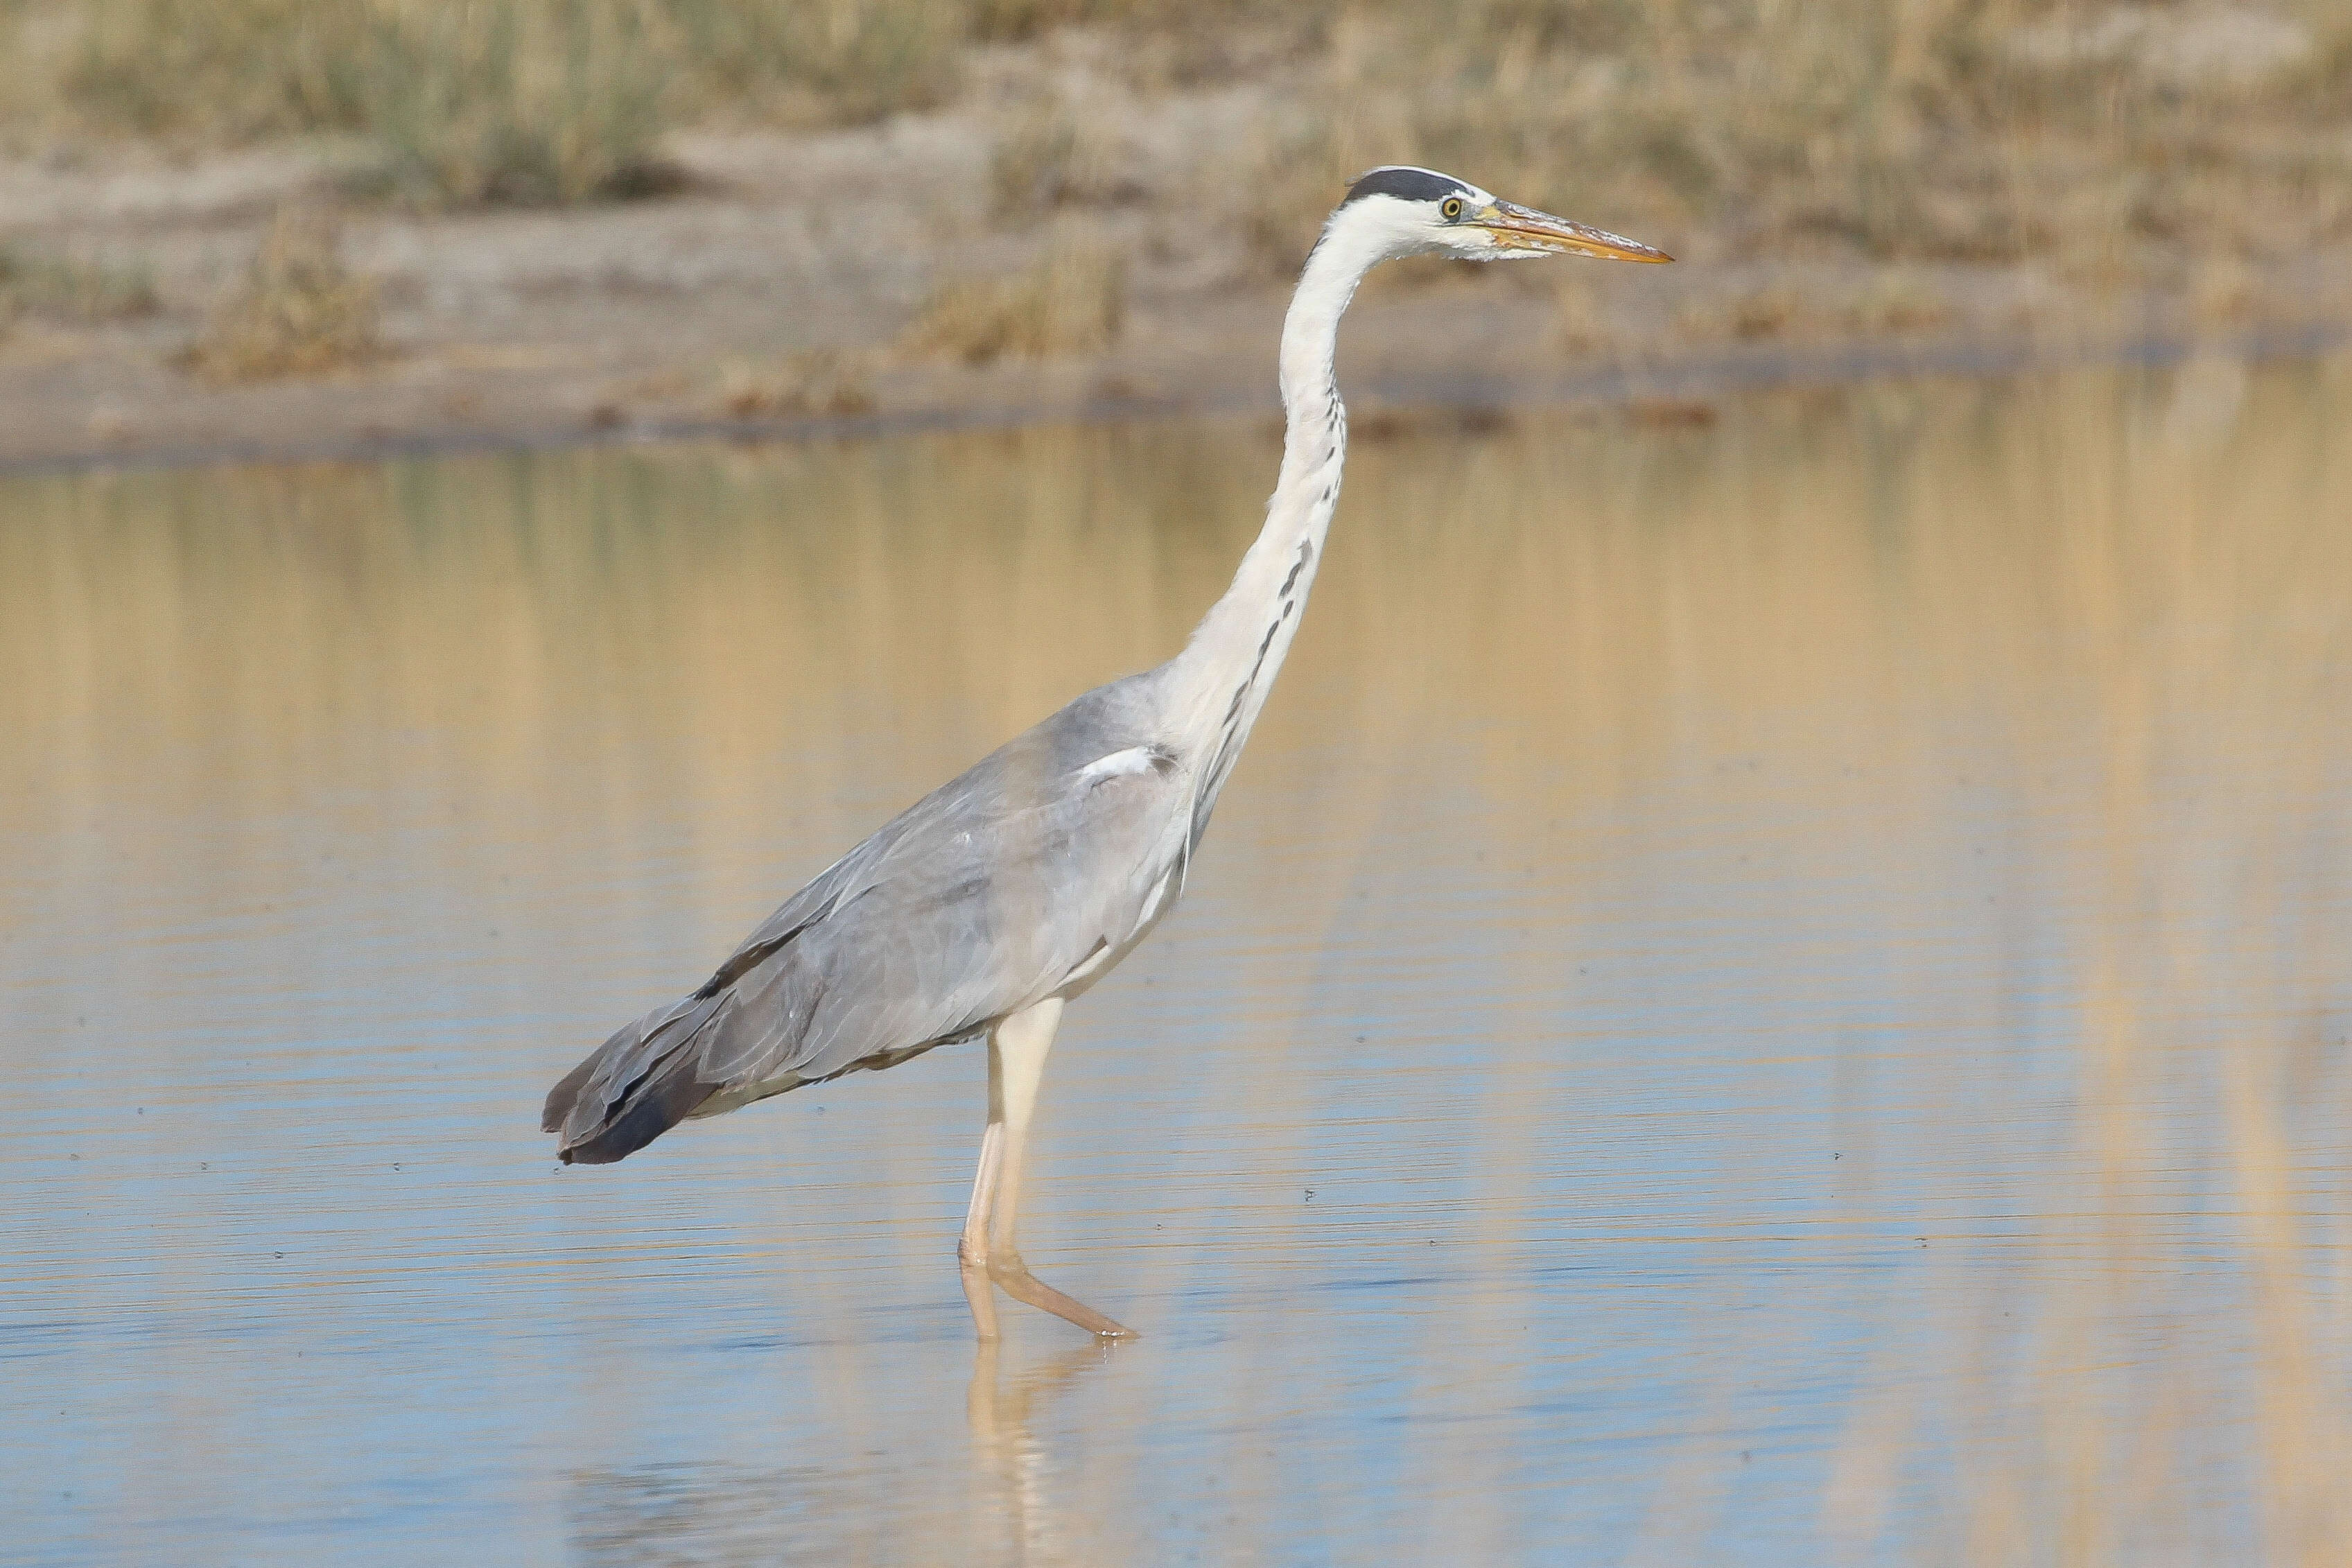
[
  {"left": 963, "top": 1245, "right": 1135, "bottom": 1339},
  {"left": 958, "top": 1244, "right": 1002, "bottom": 1341}
]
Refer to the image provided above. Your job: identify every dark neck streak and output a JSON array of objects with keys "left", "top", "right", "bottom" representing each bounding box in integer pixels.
[{"left": 1169, "top": 215, "right": 1374, "bottom": 844}]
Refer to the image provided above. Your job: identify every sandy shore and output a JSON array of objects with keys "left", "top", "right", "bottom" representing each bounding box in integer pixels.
[{"left": 6, "top": 88, "right": 2348, "bottom": 474}]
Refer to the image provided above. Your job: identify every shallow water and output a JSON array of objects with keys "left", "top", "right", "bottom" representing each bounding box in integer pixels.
[{"left": 6, "top": 356, "right": 2351, "bottom": 1565}]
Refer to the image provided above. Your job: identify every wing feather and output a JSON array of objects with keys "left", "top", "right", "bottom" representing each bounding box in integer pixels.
[{"left": 544, "top": 676, "right": 1192, "bottom": 1161}]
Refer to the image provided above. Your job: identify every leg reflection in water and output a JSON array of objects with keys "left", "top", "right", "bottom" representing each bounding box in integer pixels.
[
  {"left": 561, "top": 1337, "right": 1133, "bottom": 1562},
  {"left": 968, "top": 1336, "right": 1131, "bottom": 1560}
]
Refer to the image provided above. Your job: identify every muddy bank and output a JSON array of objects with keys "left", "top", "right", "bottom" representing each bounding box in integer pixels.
[
  {"left": 4, "top": 77, "right": 2348, "bottom": 473},
  {"left": 8, "top": 309, "right": 2346, "bottom": 479}
]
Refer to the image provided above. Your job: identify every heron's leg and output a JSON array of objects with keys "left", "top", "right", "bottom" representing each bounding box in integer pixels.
[
  {"left": 958, "top": 1120, "right": 1006, "bottom": 1341},
  {"left": 964, "top": 998, "right": 1135, "bottom": 1339}
]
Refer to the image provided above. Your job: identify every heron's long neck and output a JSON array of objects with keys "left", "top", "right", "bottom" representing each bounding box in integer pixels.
[{"left": 1167, "top": 222, "right": 1381, "bottom": 807}]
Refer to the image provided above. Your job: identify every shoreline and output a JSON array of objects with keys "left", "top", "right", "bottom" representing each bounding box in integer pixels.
[
  {"left": 7, "top": 24, "right": 2349, "bottom": 485},
  {"left": 8, "top": 317, "right": 2342, "bottom": 481}
]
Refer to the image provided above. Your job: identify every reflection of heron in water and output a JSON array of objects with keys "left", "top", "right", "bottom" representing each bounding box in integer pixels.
[
  {"left": 561, "top": 1340, "right": 1118, "bottom": 1562},
  {"left": 968, "top": 1338, "right": 1122, "bottom": 1557},
  {"left": 542, "top": 168, "right": 1671, "bottom": 1339}
]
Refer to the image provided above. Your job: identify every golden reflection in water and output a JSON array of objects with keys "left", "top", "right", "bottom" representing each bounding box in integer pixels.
[
  {"left": 3, "top": 352, "right": 2351, "bottom": 1562},
  {"left": 559, "top": 1342, "right": 1118, "bottom": 1567},
  {"left": 966, "top": 1339, "right": 1129, "bottom": 1564}
]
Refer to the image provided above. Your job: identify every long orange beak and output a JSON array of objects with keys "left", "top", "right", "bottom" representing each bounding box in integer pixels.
[{"left": 1472, "top": 200, "right": 1673, "bottom": 263}]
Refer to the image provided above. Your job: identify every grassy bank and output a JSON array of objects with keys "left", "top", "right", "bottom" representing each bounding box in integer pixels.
[
  {"left": 0, "top": 1, "right": 2346, "bottom": 429},
  {"left": 6, "top": 0, "right": 970, "bottom": 201},
  {"left": 8, "top": 0, "right": 2349, "bottom": 261}
]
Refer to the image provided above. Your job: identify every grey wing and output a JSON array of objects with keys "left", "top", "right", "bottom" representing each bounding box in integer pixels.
[{"left": 542, "top": 699, "right": 1187, "bottom": 1163}]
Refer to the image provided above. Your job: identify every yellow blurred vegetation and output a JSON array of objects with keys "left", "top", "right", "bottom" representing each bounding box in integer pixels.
[
  {"left": 1228, "top": 0, "right": 2352, "bottom": 280},
  {"left": 898, "top": 229, "right": 1126, "bottom": 363},
  {"left": 716, "top": 346, "right": 880, "bottom": 417},
  {"left": 0, "top": 241, "right": 158, "bottom": 331},
  {"left": 0, "top": 0, "right": 2342, "bottom": 279},
  {"left": 171, "top": 208, "right": 382, "bottom": 381},
  {"left": 11, "top": 0, "right": 968, "bottom": 202}
]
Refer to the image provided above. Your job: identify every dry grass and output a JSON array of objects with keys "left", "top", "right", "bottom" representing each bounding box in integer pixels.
[
  {"left": 0, "top": 243, "right": 157, "bottom": 328},
  {"left": 898, "top": 232, "right": 1125, "bottom": 363},
  {"left": 173, "top": 209, "right": 381, "bottom": 382},
  {"left": 38, "top": 0, "right": 375, "bottom": 143},
  {"left": 15, "top": 0, "right": 964, "bottom": 204},
  {"left": 349, "top": 3, "right": 677, "bottom": 205},
  {"left": 1224, "top": 0, "right": 2352, "bottom": 295},
  {"left": 6, "top": 0, "right": 2349, "bottom": 333},
  {"left": 1662, "top": 270, "right": 1953, "bottom": 346},
  {"left": 988, "top": 94, "right": 1147, "bottom": 218},
  {"left": 716, "top": 349, "right": 878, "bottom": 418},
  {"left": 1547, "top": 272, "right": 1618, "bottom": 356}
]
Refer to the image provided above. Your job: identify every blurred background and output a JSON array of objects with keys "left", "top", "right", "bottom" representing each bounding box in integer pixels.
[
  {"left": 1, "top": 0, "right": 2349, "bottom": 457},
  {"left": 3, "top": 3, "right": 2351, "bottom": 1566}
]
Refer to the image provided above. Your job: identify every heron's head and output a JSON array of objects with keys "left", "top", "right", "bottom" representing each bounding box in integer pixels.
[{"left": 1334, "top": 166, "right": 1672, "bottom": 266}]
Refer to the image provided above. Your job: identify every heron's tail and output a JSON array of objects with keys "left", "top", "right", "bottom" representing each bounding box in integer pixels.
[{"left": 541, "top": 995, "right": 725, "bottom": 1165}]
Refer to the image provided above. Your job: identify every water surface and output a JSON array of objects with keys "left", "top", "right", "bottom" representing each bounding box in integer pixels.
[{"left": 6, "top": 356, "right": 2351, "bottom": 1564}]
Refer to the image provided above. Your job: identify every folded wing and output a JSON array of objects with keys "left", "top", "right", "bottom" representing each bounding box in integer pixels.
[{"left": 542, "top": 681, "right": 1185, "bottom": 1164}]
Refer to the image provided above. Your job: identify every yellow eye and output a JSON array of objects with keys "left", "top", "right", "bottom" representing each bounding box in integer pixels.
[{"left": 1440, "top": 196, "right": 1464, "bottom": 220}]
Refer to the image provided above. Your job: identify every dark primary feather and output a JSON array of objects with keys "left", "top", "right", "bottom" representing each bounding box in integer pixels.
[{"left": 543, "top": 672, "right": 1188, "bottom": 1164}]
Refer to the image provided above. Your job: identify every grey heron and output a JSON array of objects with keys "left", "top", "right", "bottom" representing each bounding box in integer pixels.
[{"left": 543, "top": 167, "right": 1671, "bottom": 1339}]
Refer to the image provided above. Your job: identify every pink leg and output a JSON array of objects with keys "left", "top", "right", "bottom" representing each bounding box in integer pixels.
[{"left": 955, "top": 998, "right": 1135, "bottom": 1339}]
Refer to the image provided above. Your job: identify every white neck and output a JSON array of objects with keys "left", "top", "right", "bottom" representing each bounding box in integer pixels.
[{"left": 1163, "top": 207, "right": 1395, "bottom": 835}]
